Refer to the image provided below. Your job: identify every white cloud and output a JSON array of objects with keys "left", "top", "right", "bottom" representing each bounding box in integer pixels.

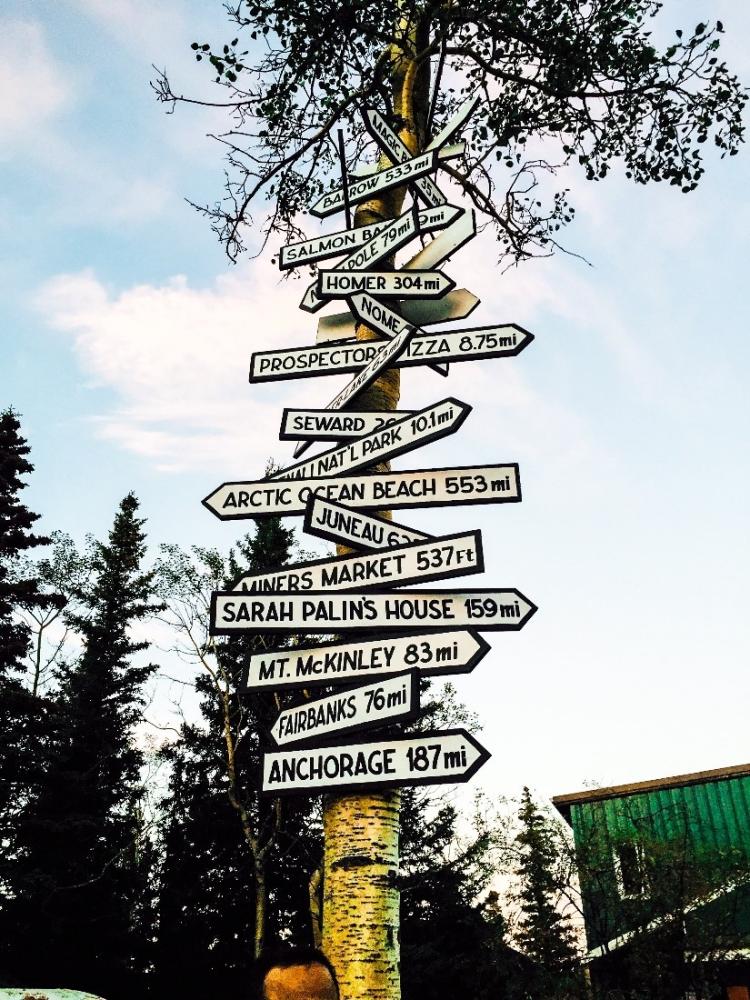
[
  {"left": 36, "top": 262, "right": 333, "bottom": 472},
  {"left": 0, "top": 19, "right": 74, "bottom": 150}
]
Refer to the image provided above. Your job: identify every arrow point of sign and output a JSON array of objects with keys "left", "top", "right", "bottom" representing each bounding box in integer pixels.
[
  {"left": 201, "top": 487, "right": 223, "bottom": 519},
  {"left": 462, "top": 729, "right": 492, "bottom": 779},
  {"left": 467, "top": 630, "right": 492, "bottom": 671}
]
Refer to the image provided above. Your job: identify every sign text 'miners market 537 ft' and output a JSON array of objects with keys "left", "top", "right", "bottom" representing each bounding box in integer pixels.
[
  {"left": 211, "top": 588, "right": 537, "bottom": 635},
  {"left": 203, "top": 463, "right": 521, "bottom": 520},
  {"left": 249, "top": 324, "right": 533, "bottom": 382},
  {"left": 241, "top": 630, "right": 490, "bottom": 692},
  {"left": 261, "top": 728, "right": 490, "bottom": 797}
]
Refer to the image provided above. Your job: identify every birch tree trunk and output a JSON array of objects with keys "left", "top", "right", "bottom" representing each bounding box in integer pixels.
[{"left": 322, "top": 14, "right": 431, "bottom": 999}]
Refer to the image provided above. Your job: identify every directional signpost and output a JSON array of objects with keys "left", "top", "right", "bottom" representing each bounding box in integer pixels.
[
  {"left": 232, "top": 529, "right": 482, "bottom": 594},
  {"left": 317, "top": 269, "right": 454, "bottom": 300},
  {"left": 269, "top": 398, "right": 470, "bottom": 482},
  {"left": 280, "top": 409, "right": 414, "bottom": 442},
  {"left": 241, "top": 630, "right": 491, "bottom": 692},
  {"left": 269, "top": 672, "right": 420, "bottom": 748},
  {"left": 202, "top": 94, "right": 540, "bottom": 963},
  {"left": 203, "top": 463, "right": 521, "bottom": 520},
  {"left": 211, "top": 588, "right": 538, "bottom": 635},
  {"left": 250, "top": 323, "right": 533, "bottom": 382},
  {"left": 303, "top": 495, "right": 431, "bottom": 551},
  {"left": 309, "top": 146, "right": 464, "bottom": 219},
  {"left": 316, "top": 289, "right": 480, "bottom": 344},
  {"left": 262, "top": 729, "right": 490, "bottom": 796}
]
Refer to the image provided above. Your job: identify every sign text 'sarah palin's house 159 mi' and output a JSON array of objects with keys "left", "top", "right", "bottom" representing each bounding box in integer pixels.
[{"left": 554, "top": 762, "right": 750, "bottom": 1000}]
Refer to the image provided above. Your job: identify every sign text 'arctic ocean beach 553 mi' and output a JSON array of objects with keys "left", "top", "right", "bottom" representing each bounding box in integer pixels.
[{"left": 205, "top": 97, "right": 538, "bottom": 796}]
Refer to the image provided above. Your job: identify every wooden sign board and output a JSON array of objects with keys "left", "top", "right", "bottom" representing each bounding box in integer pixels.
[
  {"left": 203, "top": 464, "right": 521, "bottom": 521},
  {"left": 211, "top": 587, "right": 538, "bottom": 635},
  {"left": 317, "top": 269, "right": 454, "bottom": 300},
  {"left": 261, "top": 728, "right": 490, "bottom": 796},
  {"left": 232, "top": 529, "right": 482, "bottom": 594},
  {"left": 280, "top": 204, "right": 461, "bottom": 271},
  {"left": 269, "top": 671, "right": 420, "bottom": 748},
  {"left": 279, "top": 409, "right": 414, "bottom": 442},
  {"left": 241, "top": 629, "right": 491, "bottom": 692},
  {"left": 316, "top": 289, "right": 480, "bottom": 344},
  {"left": 250, "top": 324, "right": 533, "bottom": 383},
  {"left": 303, "top": 495, "right": 430, "bottom": 551},
  {"left": 270, "top": 398, "right": 470, "bottom": 483}
]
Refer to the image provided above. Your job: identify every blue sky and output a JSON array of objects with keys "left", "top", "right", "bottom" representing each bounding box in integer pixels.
[{"left": 2, "top": 0, "right": 749, "bottom": 802}]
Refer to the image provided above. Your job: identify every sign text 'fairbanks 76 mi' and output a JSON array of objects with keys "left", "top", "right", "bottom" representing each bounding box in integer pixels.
[
  {"left": 303, "top": 496, "right": 430, "bottom": 551},
  {"left": 261, "top": 728, "right": 490, "bottom": 796},
  {"left": 241, "top": 630, "right": 491, "bottom": 691},
  {"left": 250, "top": 324, "right": 533, "bottom": 382},
  {"left": 269, "top": 398, "right": 469, "bottom": 483},
  {"left": 212, "top": 587, "right": 537, "bottom": 635},
  {"left": 232, "top": 530, "right": 482, "bottom": 593},
  {"left": 269, "top": 671, "right": 420, "bottom": 748},
  {"left": 203, "top": 464, "right": 521, "bottom": 520}
]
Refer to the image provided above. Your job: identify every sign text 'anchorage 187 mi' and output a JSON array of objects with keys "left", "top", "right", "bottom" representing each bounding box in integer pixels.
[
  {"left": 211, "top": 588, "right": 537, "bottom": 635},
  {"left": 203, "top": 464, "right": 521, "bottom": 521},
  {"left": 241, "top": 630, "right": 491, "bottom": 692},
  {"left": 269, "top": 671, "right": 420, "bottom": 749},
  {"left": 261, "top": 728, "right": 490, "bottom": 796}
]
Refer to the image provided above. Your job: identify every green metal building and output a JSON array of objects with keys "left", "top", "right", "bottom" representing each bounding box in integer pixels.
[{"left": 554, "top": 762, "right": 750, "bottom": 999}]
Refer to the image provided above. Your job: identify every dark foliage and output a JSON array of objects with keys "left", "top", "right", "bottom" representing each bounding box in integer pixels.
[
  {"left": 2, "top": 494, "right": 161, "bottom": 998},
  {"left": 155, "top": 0, "right": 746, "bottom": 261}
]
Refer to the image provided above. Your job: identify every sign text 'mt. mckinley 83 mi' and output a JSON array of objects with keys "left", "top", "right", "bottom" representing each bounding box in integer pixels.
[{"left": 204, "top": 96, "right": 538, "bottom": 794}]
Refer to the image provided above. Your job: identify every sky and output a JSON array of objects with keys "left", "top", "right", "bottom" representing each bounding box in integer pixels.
[{"left": 1, "top": 0, "right": 749, "bottom": 807}]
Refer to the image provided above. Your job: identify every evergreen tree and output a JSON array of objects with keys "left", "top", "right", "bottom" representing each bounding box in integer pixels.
[
  {"left": 154, "top": 518, "right": 321, "bottom": 998},
  {"left": 0, "top": 409, "right": 55, "bottom": 920},
  {"left": 515, "top": 787, "right": 581, "bottom": 997},
  {"left": 4, "top": 493, "right": 161, "bottom": 998}
]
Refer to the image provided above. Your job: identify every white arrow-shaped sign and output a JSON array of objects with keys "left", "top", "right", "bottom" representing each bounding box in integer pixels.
[
  {"left": 242, "top": 629, "right": 491, "bottom": 691},
  {"left": 211, "top": 587, "right": 537, "bottom": 635},
  {"left": 261, "top": 728, "right": 491, "bottom": 796},
  {"left": 405, "top": 206, "right": 477, "bottom": 270},
  {"left": 316, "top": 289, "right": 480, "bottom": 344},
  {"left": 232, "top": 529, "right": 482, "bottom": 594},
  {"left": 281, "top": 203, "right": 461, "bottom": 271},
  {"left": 269, "top": 671, "right": 420, "bottom": 749},
  {"left": 203, "top": 463, "right": 521, "bottom": 521},
  {"left": 269, "top": 398, "right": 469, "bottom": 484},
  {"left": 426, "top": 93, "right": 482, "bottom": 152},
  {"left": 250, "top": 323, "right": 533, "bottom": 383},
  {"left": 345, "top": 294, "right": 447, "bottom": 381},
  {"left": 303, "top": 495, "right": 430, "bottom": 551},
  {"left": 363, "top": 109, "right": 451, "bottom": 207},
  {"left": 279, "top": 409, "right": 414, "bottom": 443},
  {"left": 309, "top": 146, "right": 463, "bottom": 219},
  {"left": 318, "top": 269, "right": 454, "bottom": 300}
]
